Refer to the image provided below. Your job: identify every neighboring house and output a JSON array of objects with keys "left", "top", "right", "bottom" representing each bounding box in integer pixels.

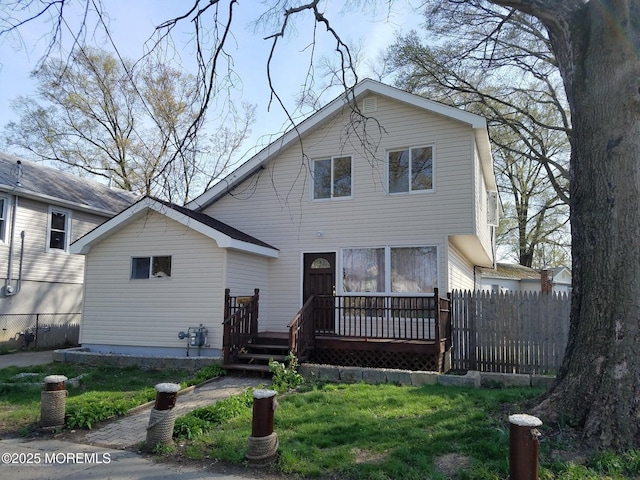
[
  {"left": 71, "top": 79, "right": 499, "bottom": 367},
  {"left": 550, "top": 266, "right": 572, "bottom": 294},
  {"left": 0, "top": 153, "right": 137, "bottom": 317},
  {"left": 478, "top": 263, "right": 572, "bottom": 293}
]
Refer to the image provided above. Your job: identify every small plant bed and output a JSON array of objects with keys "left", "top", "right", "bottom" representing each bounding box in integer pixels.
[
  {"left": 168, "top": 382, "right": 640, "bottom": 479},
  {"left": 0, "top": 363, "right": 225, "bottom": 435}
]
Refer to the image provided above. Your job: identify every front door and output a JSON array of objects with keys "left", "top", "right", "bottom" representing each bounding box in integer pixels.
[{"left": 303, "top": 252, "right": 336, "bottom": 333}]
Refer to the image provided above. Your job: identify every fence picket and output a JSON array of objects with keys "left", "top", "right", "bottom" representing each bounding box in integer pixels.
[{"left": 451, "top": 290, "right": 570, "bottom": 375}]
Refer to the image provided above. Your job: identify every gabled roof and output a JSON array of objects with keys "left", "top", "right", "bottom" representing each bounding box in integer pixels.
[
  {"left": 187, "top": 78, "right": 495, "bottom": 210},
  {"left": 70, "top": 196, "right": 279, "bottom": 258},
  {"left": 0, "top": 152, "right": 138, "bottom": 216}
]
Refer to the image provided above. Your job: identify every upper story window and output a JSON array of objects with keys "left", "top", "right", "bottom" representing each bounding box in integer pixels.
[
  {"left": 131, "top": 256, "right": 172, "bottom": 279},
  {"left": 312, "top": 156, "right": 352, "bottom": 200},
  {"left": 48, "top": 207, "right": 71, "bottom": 251},
  {"left": 388, "top": 146, "right": 434, "bottom": 194},
  {"left": 0, "top": 197, "right": 6, "bottom": 242}
]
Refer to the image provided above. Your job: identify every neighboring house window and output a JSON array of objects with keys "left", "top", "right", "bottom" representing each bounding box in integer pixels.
[
  {"left": 343, "top": 246, "right": 437, "bottom": 294},
  {"left": 131, "top": 256, "right": 172, "bottom": 279},
  {"left": 312, "top": 156, "right": 352, "bottom": 199},
  {"left": 0, "top": 197, "right": 6, "bottom": 242},
  {"left": 48, "top": 207, "right": 71, "bottom": 251},
  {"left": 388, "top": 146, "right": 434, "bottom": 193}
]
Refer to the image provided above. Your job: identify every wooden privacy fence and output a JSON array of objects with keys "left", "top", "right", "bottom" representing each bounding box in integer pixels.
[{"left": 450, "top": 290, "right": 570, "bottom": 375}]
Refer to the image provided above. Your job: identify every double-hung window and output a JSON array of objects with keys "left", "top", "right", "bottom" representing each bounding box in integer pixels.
[
  {"left": 131, "top": 256, "right": 172, "bottom": 279},
  {"left": 388, "top": 146, "right": 434, "bottom": 193},
  {"left": 312, "top": 155, "right": 352, "bottom": 200},
  {"left": 0, "top": 197, "right": 6, "bottom": 242},
  {"left": 48, "top": 207, "right": 71, "bottom": 251}
]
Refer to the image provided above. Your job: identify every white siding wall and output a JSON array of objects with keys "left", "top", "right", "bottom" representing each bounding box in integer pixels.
[
  {"left": 0, "top": 196, "right": 108, "bottom": 314},
  {"left": 80, "top": 211, "right": 226, "bottom": 354},
  {"left": 204, "top": 96, "right": 479, "bottom": 330},
  {"left": 474, "top": 145, "right": 493, "bottom": 256},
  {"left": 448, "top": 243, "right": 475, "bottom": 291}
]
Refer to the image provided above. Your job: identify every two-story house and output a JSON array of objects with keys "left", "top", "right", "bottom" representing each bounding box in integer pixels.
[
  {"left": 70, "top": 79, "right": 498, "bottom": 371},
  {"left": 0, "top": 153, "right": 137, "bottom": 347}
]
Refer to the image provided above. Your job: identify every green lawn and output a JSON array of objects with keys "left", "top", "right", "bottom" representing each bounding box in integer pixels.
[
  {"left": 175, "top": 382, "right": 640, "bottom": 480},
  {"left": 0, "top": 363, "right": 224, "bottom": 434}
]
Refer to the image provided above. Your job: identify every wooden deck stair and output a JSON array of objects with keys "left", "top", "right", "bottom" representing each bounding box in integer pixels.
[{"left": 223, "top": 332, "right": 290, "bottom": 374}]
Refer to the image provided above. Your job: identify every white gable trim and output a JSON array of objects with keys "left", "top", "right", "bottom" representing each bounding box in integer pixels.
[
  {"left": 187, "top": 78, "right": 494, "bottom": 209},
  {"left": 70, "top": 197, "right": 279, "bottom": 258}
]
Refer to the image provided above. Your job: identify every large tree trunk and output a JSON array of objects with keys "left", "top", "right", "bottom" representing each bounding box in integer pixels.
[{"left": 521, "top": 1, "right": 640, "bottom": 449}]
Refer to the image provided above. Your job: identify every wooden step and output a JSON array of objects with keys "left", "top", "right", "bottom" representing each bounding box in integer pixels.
[
  {"left": 222, "top": 363, "right": 271, "bottom": 373},
  {"left": 236, "top": 353, "right": 287, "bottom": 363},
  {"left": 246, "top": 343, "right": 290, "bottom": 352}
]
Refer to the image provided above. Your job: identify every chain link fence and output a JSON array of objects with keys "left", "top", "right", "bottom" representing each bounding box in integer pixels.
[{"left": 0, "top": 313, "right": 80, "bottom": 351}]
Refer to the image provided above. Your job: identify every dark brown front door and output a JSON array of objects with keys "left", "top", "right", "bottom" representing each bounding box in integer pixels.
[{"left": 303, "top": 252, "right": 336, "bottom": 333}]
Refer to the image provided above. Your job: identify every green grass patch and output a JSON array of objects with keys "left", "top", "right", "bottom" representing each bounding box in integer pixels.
[
  {"left": 179, "top": 383, "right": 640, "bottom": 480},
  {"left": 0, "top": 363, "right": 225, "bottom": 434},
  {"left": 173, "top": 389, "right": 254, "bottom": 440}
]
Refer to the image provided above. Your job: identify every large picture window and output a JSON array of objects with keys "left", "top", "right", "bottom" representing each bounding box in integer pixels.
[
  {"left": 388, "top": 146, "right": 434, "bottom": 193},
  {"left": 343, "top": 248, "right": 385, "bottom": 293},
  {"left": 312, "top": 156, "right": 352, "bottom": 199},
  {"left": 131, "top": 256, "right": 172, "bottom": 279},
  {"left": 391, "top": 247, "right": 438, "bottom": 293},
  {"left": 342, "top": 246, "right": 437, "bottom": 294}
]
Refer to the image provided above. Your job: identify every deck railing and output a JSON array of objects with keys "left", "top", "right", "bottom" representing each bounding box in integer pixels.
[
  {"left": 222, "top": 288, "right": 259, "bottom": 364},
  {"left": 314, "top": 289, "right": 450, "bottom": 342},
  {"left": 288, "top": 295, "right": 316, "bottom": 362}
]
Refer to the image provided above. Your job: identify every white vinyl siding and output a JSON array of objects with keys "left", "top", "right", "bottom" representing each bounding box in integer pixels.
[
  {"left": 448, "top": 243, "right": 475, "bottom": 291},
  {"left": 474, "top": 145, "right": 494, "bottom": 255},
  {"left": 80, "top": 211, "right": 226, "bottom": 350},
  {"left": 203, "top": 96, "right": 478, "bottom": 330},
  {"left": 0, "top": 197, "right": 106, "bottom": 286}
]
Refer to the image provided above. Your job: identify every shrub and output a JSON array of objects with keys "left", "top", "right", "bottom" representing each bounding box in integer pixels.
[{"left": 269, "top": 353, "right": 304, "bottom": 392}]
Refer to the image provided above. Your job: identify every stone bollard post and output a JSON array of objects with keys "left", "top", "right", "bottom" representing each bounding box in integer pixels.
[
  {"left": 509, "top": 414, "right": 543, "bottom": 480},
  {"left": 40, "top": 375, "right": 68, "bottom": 429},
  {"left": 246, "top": 389, "right": 279, "bottom": 466},
  {"left": 146, "top": 383, "right": 180, "bottom": 451}
]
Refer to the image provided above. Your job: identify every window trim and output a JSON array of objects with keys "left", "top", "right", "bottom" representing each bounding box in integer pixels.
[
  {"left": 46, "top": 206, "right": 72, "bottom": 252},
  {"left": 130, "top": 255, "right": 172, "bottom": 280},
  {"left": 0, "top": 196, "right": 7, "bottom": 243},
  {"left": 341, "top": 245, "right": 439, "bottom": 295},
  {"left": 386, "top": 144, "right": 435, "bottom": 195},
  {"left": 310, "top": 155, "right": 353, "bottom": 201}
]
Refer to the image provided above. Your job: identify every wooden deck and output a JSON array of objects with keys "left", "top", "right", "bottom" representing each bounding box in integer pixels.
[{"left": 223, "top": 289, "right": 452, "bottom": 373}]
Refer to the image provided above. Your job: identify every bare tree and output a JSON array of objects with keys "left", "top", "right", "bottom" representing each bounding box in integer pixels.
[
  {"left": 386, "top": 13, "right": 571, "bottom": 268},
  {"left": 3, "top": 47, "right": 254, "bottom": 202}
]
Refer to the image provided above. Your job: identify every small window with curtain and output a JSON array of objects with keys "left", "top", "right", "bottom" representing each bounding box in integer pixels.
[{"left": 131, "top": 256, "right": 172, "bottom": 279}]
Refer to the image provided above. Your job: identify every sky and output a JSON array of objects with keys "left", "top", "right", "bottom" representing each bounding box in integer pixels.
[{"left": 0, "top": 1, "right": 423, "bottom": 167}]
